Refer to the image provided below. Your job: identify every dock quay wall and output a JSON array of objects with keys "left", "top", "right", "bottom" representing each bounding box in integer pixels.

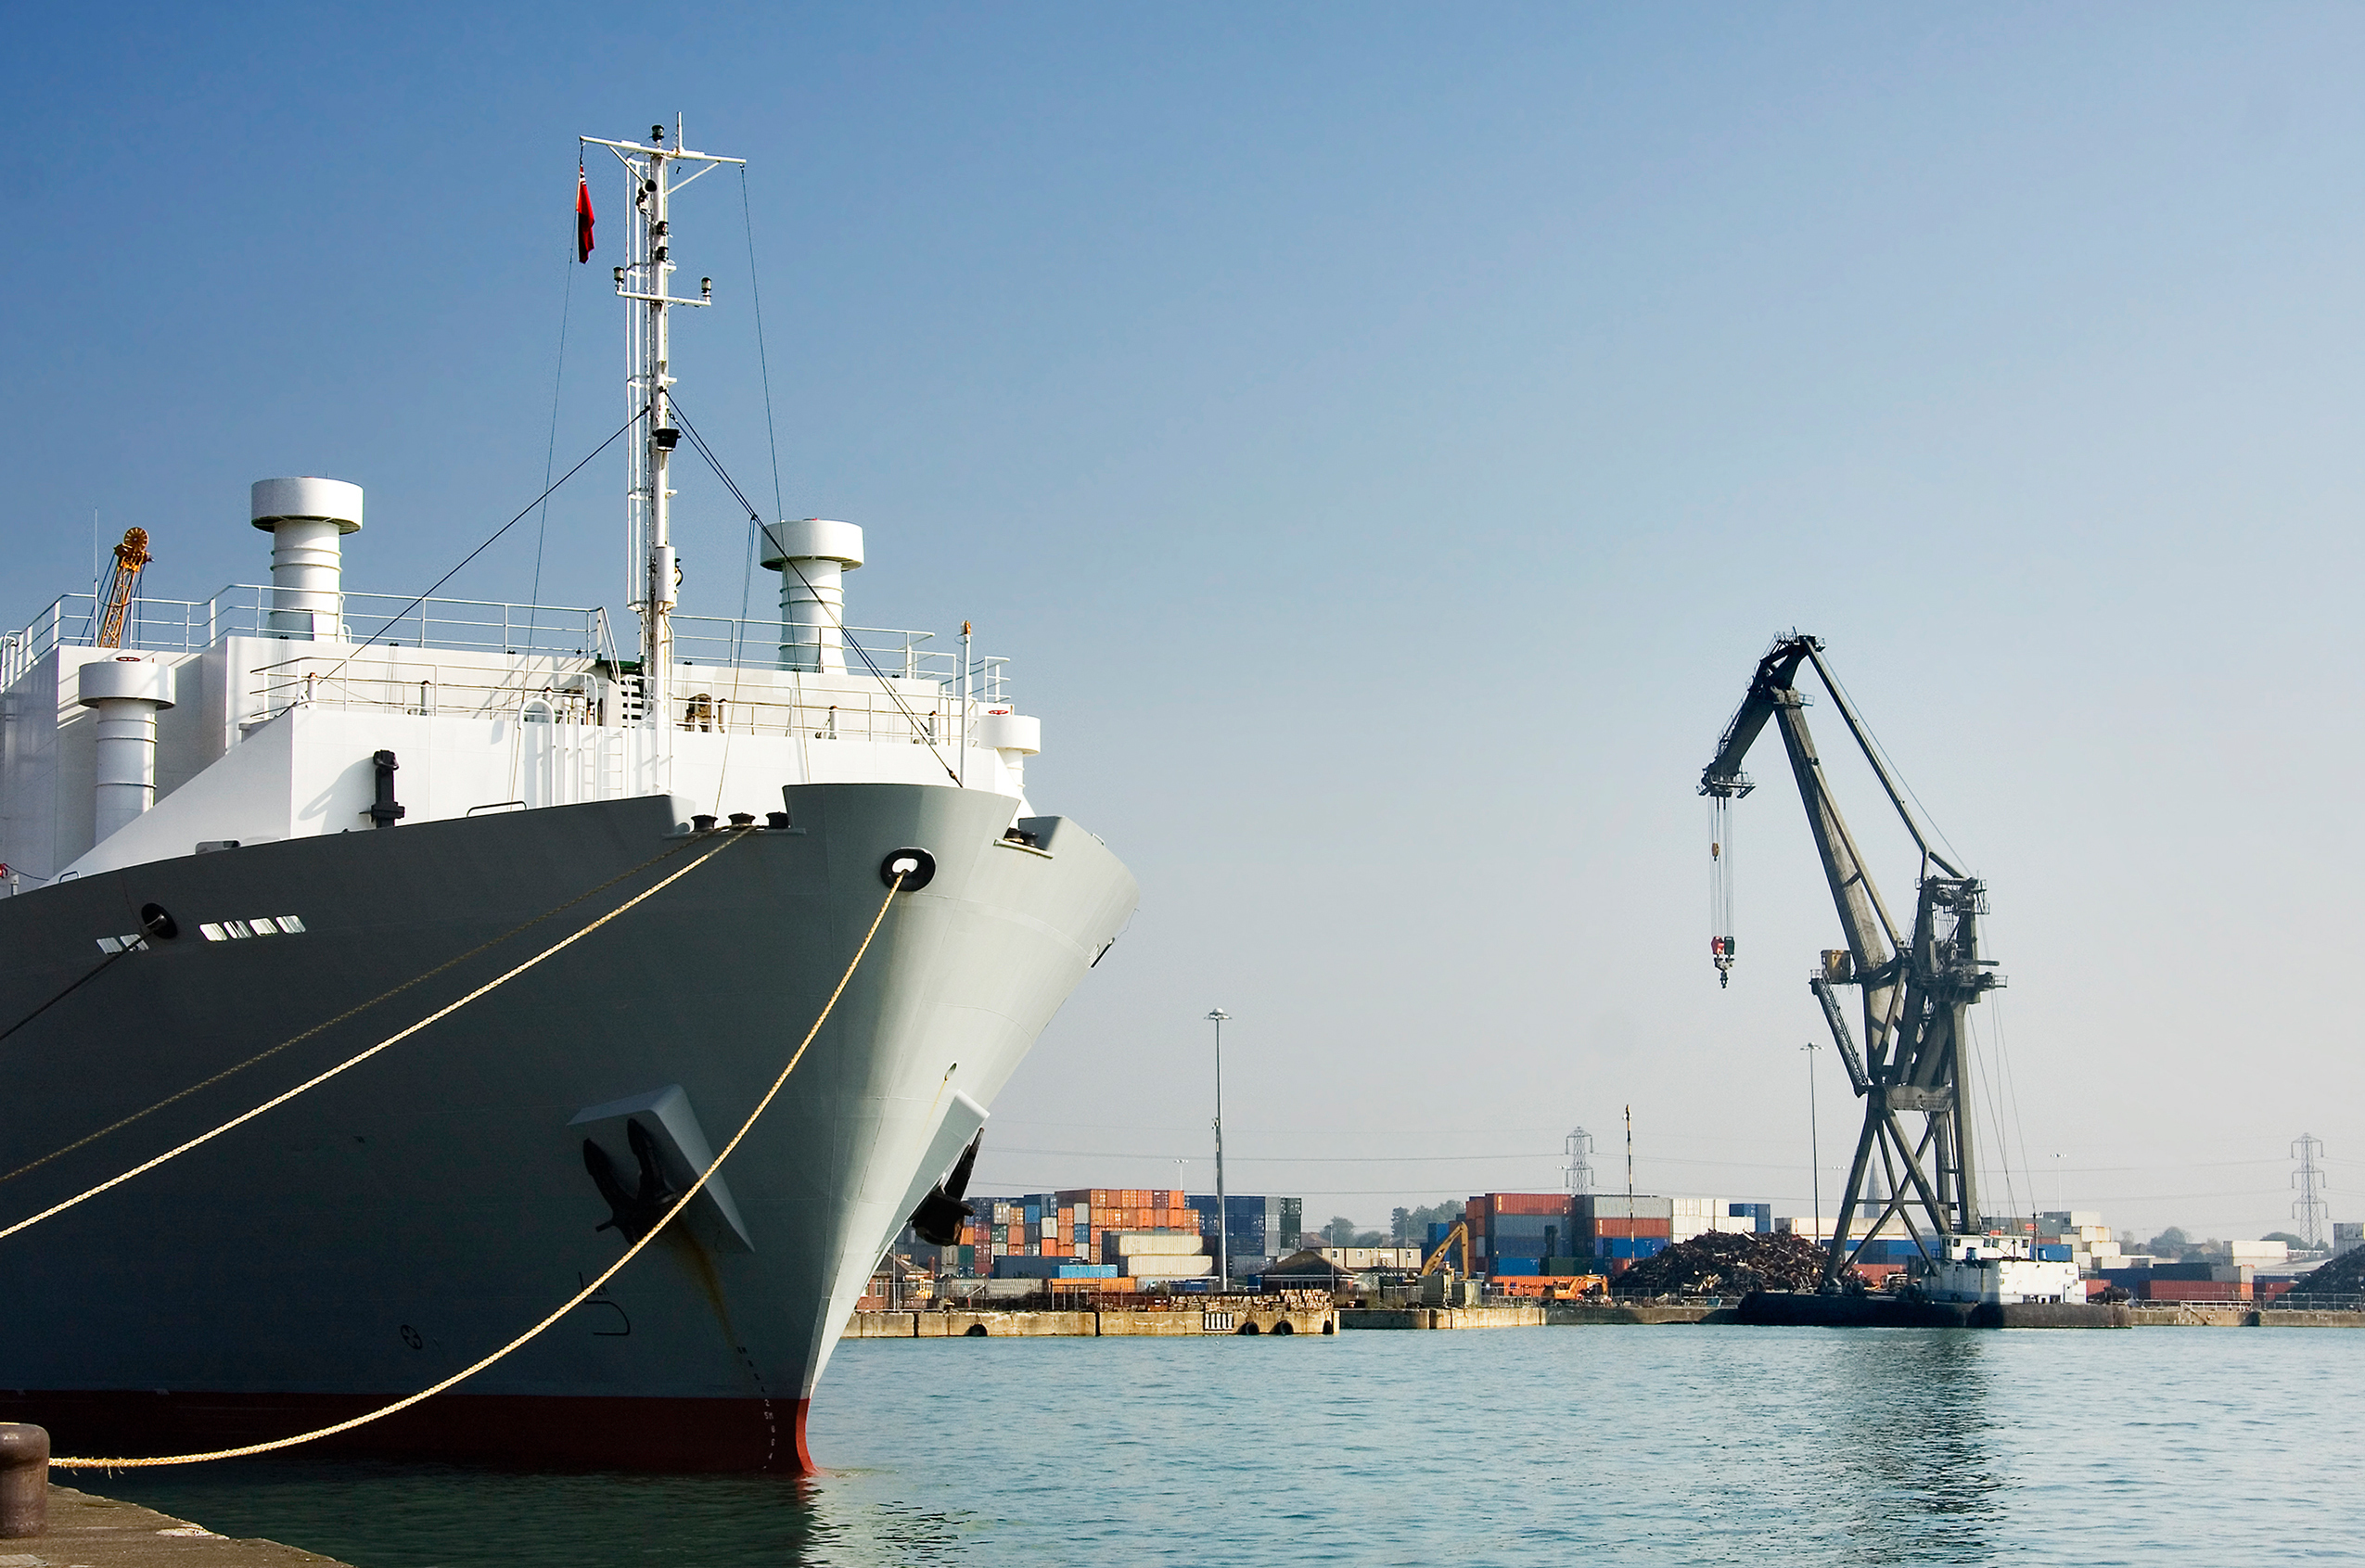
[
  {"left": 1338, "top": 1306, "right": 1545, "bottom": 1331},
  {"left": 850, "top": 1303, "right": 2365, "bottom": 1336},
  {"left": 845, "top": 1302, "right": 1336, "bottom": 1338}
]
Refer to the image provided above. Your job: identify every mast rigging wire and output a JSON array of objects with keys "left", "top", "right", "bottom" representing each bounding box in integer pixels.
[
  {"left": 739, "top": 165, "right": 786, "bottom": 524},
  {"left": 309, "top": 409, "right": 646, "bottom": 692},
  {"left": 666, "top": 397, "right": 962, "bottom": 785}
]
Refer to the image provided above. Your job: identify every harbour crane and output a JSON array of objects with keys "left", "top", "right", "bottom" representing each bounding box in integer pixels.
[{"left": 1699, "top": 634, "right": 2004, "bottom": 1291}]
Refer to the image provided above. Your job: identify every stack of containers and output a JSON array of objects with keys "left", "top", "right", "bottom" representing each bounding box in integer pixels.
[
  {"left": 1576, "top": 1194, "right": 1674, "bottom": 1272},
  {"left": 1185, "top": 1193, "right": 1275, "bottom": 1269},
  {"left": 1055, "top": 1189, "right": 1197, "bottom": 1270},
  {"left": 2038, "top": 1211, "right": 2120, "bottom": 1273},
  {"left": 949, "top": 1189, "right": 1221, "bottom": 1279},
  {"left": 1727, "top": 1203, "right": 1772, "bottom": 1233},
  {"left": 1466, "top": 1193, "right": 1574, "bottom": 1277}
]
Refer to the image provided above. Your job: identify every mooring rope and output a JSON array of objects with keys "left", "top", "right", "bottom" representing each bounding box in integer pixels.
[
  {"left": 1, "top": 829, "right": 752, "bottom": 1245},
  {"left": 48, "top": 870, "right": 905, "bottom": 1470},
  {"left": 2, "top": 833, "right": 719, "bottom": 1191}
]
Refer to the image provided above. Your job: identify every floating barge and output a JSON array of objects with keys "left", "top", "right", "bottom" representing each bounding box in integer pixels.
[{"left": 1737, "top": 1292, "right": 2131, "bottom": 1329}]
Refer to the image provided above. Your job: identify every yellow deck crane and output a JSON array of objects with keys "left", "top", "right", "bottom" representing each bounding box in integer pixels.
[{"left": 94, "top": 528, "right": 153, "bottom": 649}]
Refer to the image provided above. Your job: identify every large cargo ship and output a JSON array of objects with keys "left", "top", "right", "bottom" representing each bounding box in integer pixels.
[{"left": 0, "top": 123, "right": 1136, "bottom": 1472}]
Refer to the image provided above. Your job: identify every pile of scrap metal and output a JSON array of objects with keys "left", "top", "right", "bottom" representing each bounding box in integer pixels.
[
  {"left": 2286, "top": 1248, "right": 2365, "bottom": 1298},
  {"left": 1609, "top": 1230, "right": 1866, "bottom": 1298}
]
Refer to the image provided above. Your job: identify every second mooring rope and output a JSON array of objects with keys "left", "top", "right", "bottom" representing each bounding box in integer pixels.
[
  {"left": 1, "top": 829, "right": 751, "bottom": 1246},
  {"left": 49, "top": 870, "right": 906, "bottom": 1470}
]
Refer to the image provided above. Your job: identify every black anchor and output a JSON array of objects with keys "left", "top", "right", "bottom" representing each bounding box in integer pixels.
[{"left": 583, "top": 1117, "right": 677, "bottom": 1244}]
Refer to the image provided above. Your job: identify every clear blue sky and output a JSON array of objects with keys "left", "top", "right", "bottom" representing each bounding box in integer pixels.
[{"left": 11, "top": 4, "right": 2362, "bottom": 1241}]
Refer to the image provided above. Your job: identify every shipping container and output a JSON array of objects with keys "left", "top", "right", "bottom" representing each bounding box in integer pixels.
[
  {"left": 2141, "top": 1280, "right": 2250, "bottom": 1302},
  {"left": 1577, "top": 1218, "right": 1673, "bottom": 1241},
  {"left": 1107, "top": 1230, "right": 1206, "bottom": 1256},
  {"left": 1125, "top": 1254, "right": 1215, "bottom": 1278},
  {"left": 1478, "top": 1192, "right": 1572, "bottom": 1217},
  {"left": 1576, "top": 1195, "right": 1676, "bottom": 1220},
  {"left": 1593, "top": 1237, "right": 1669, "bottom": 1260}
]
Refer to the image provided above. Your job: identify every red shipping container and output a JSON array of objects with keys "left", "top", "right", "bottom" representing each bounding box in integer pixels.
[{"left": 1489, "top": 1192, "right": 1574, "bottom": 1216}]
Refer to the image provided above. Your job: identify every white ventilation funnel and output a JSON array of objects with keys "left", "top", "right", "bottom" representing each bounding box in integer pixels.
[
  {"left": 78, "top": 656, "right": 176, "bottom": 841},
  {"left": 251, "top": 478, "right": 364, "bottom": 640},
  {"left": 761, "top": 519, "right": 863, "bottom": 673},
  {"left": 977, "top": 710, "right": 1042, "bottom": 794}
]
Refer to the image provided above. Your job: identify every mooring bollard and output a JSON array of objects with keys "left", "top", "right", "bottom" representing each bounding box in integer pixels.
[{"left": 0, "top": 1424, "right": 46, "bottom": 1538}]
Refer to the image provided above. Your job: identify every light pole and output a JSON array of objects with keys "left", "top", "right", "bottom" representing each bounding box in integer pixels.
[
  {"left": 1803, "top": 1040, "right": 1822, "bottom": 1266},
  {"left": 1208, "top": 1008, "right": 1231, "bottom": 1293}
]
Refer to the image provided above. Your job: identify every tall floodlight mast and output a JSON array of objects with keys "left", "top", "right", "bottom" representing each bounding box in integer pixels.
[
  {"left": 580, "top": 119, "right": 742, "bottom": 776},
  {"left": 1699, "top": 634, "right": 2004, "bottom": 1289}
]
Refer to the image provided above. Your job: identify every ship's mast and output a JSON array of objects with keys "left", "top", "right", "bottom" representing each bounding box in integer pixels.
[{"left": 580, "top": 119, "right": 741, "bottom": 758}]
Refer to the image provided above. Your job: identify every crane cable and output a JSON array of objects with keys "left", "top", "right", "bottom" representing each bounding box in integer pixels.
[
  {"left": 50, "top": 869, "right": 907, "bottom": 1470},
  {"left": 0, "top": 829, "right": 749, "bottom": 1244}
]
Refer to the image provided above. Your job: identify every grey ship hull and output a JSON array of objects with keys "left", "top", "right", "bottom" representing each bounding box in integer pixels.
[{"left": 0, "top": 782, "right": 1134, "bottom": 1471}]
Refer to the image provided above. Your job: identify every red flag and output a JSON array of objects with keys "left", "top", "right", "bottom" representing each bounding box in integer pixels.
[{"left": 575, "top": 169, "right": 595, "bottom": 262}]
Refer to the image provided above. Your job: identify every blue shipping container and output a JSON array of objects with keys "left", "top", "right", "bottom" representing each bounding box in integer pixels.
[
  {"left": 1593, "top": 1238, "right": 1668, "bottom": 1260},
  {"left": 1494, "top": 1256, "right": 1542, "bottom": 1276},
  {"left": 2036, "top": 1244, "right": 2074, "bottom": 1262}
]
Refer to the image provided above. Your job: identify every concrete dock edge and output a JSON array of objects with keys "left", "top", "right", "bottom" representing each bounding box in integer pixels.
[{"left": 26, "top": 1485, "right": 352, "bottom": 1566}]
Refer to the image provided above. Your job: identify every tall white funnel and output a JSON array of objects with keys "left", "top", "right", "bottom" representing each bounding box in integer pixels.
[
  {"left": 761, "top": 519, "right": 864, "bottom": 673},
  {"left": 78, "top": 656, "right": 176, "bottom": 841},
  {"left": 251, "top": 478, "right": 364, "bottom": 640}
]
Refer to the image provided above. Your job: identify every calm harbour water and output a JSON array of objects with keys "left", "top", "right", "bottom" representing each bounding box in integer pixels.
[{"left": 100, "top": 1325, "right": 2365, "bottom": 1566}]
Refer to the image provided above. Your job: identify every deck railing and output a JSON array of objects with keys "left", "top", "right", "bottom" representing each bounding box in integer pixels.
[{"left": 3, "top": 588, "right": 1002, "bottom": 704}]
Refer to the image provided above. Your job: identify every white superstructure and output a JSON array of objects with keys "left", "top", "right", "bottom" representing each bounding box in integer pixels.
[
  {"left": 1921, "top": 1234, "right": 2084, "bottom": 1306},
  {"left": 0, "top": 118, "right": 1042, "bottom": 890}
]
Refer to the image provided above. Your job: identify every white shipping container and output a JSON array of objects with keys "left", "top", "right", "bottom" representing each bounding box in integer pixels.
[
  {"left": 1111, "top": 1230, "right": 1206, "bottom": 1256},
  {"left": 1125, "top": 1254, "right": 1215, "bottom": 1278}
]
